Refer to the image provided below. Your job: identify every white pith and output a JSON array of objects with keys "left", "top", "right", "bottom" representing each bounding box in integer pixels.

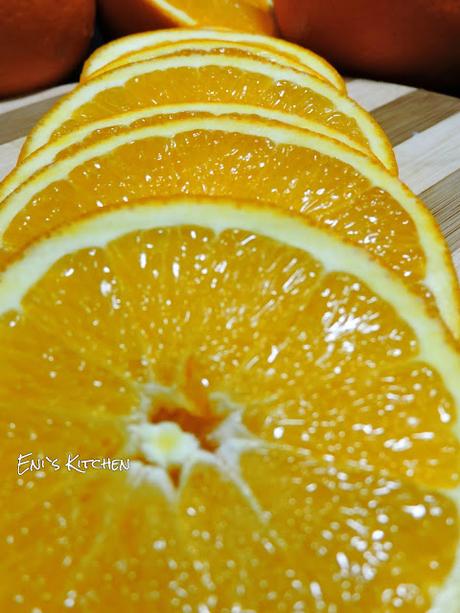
[
  {"left": 125, "top": 409, "right": 270, "bottom": 524},
  {"left": 93, "top": 39, "right": 320, "bottom": 79},
  {"left": 125, "top": 380, "right": 259, "bottom": 483},
  {"left": 129, "top": 421, "right": 200, "bottom": 467}
]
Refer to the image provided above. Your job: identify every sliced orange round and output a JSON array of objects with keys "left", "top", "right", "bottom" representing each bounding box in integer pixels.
[
  {"left": 81, "top": 27, "right": 345, "bottom": 92},
  {"left": 1, "top": 197, "right": 459, "bottom": 611},
  {"left": 87, "top": 38, "right": 330, "bottom": 84},
  {"left": 1, "top": 117, "right": 457, "bottom": 334},
  {"left": 85, "top": 36, "right": 336, "bottom": 91},
  {"left": 98, "top": 0, "right": 277, "bottom": 37},
  {"left": 21, "top": 53, "right": 392, "bottom": 170},
  {"left": 0, "top": 103, "right": 377, "bottom": 204}
]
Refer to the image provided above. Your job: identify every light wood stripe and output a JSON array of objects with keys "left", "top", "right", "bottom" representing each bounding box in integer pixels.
[
  {"left": 395, "top": 112, "right": 460, "bottom": 194},
  {"left": 453, "top": 250, "right": 460, "bottom": 278},
  {"left": 0, "top": 83, "right": 73, "bottom": 115},
  {"left": 0, "top": 138, "right": 25, "bottom": 181},
  {"left": 346, "top": 79, "right": 414, "bottom": 112},
  {"left": 0, "top": 95, "right": 68, "bottom": 145},
  {"left": 371, "top": 90, "right": 460, "bottom": 147},
  {"left": 420, "top": 168, "right": 460, "bottom": 253}
]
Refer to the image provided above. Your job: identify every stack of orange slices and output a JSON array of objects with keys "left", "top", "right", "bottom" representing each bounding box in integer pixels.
[{"left": 1, "top": 28, "right": 459, "bottom": 612}]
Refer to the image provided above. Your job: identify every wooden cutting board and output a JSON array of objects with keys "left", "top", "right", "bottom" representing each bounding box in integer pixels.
[{"left": 0, "top": 79, "right": 459, "bottom": 278}]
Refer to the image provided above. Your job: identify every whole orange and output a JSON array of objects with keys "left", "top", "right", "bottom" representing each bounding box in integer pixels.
[
  {"left": 0, "top": 0, "right": 95, "bottom": 98},
  {"left": 274, "top": 0, "right": 460, "bottom": 89}
]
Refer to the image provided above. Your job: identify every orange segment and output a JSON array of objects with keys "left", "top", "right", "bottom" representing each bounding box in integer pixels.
[
  {"left": 88, "top": 38, "right": 328, "bottom": 85},
  {"left": 80, "top": 27, "right": 346, "bottom": 92},
  {"left": 21, "top": 53, "right": 394, "bottom": 171},
  {"left": 241, "top": 447, "right": 459, "bottom": 610},
  {"left": 1, "top": 118, "right": 458, "bottom": 335},
  {"left": 1, "top": 199, "right": 459, "bottom": 610},
  {"left": 60, "top": 473, "right": 204, "bottom": 610}
]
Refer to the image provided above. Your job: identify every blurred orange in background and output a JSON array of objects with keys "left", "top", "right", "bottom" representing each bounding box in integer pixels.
[
  {"left": 98, "top": 0, "right": 277, "bottom": 37},
  {"left": 2, "top": 0, "right": 459, "bottom": 99},
  {"left": 0, "top": 0, "right": 95, "bottom": 98},
  {"left": 274, "top": 0, "right": 460, "bottom": 92}
]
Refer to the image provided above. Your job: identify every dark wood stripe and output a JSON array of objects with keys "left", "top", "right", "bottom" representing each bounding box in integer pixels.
[
  {"left": 0, "top": 95, "right": 63, "bottom": 145},
  {"left": 371, "top": 89, "right": 460, "bottom": 148},
  {"left": 420, "top": 168, "right": 460, "bottom": 252}
]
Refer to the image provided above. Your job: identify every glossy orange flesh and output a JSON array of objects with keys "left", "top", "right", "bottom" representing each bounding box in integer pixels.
[
  {"left": 2, "top": 129, "right": 425, "bottom": 295},
  {"left": 48, "top": 63, "right": 369, "bottom": 150},
  {"left": 0, "top": 226, "right": 458, "bottom": 610}
]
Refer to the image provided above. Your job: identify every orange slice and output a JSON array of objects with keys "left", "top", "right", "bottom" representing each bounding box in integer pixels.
[
  {"left": 21, "top": 53, "right": 393, "bottom": 171},
  {"left": 0, "top": 104, "right": 376, "bottom": 204},
  {"left": 1, "top": 117, "right": 457, "bottom": 335},
  {"left": 87, "top": 38, "right": 330, "bottom": 84},
  {"left": 97, "top": 0, "right": 277, "bottom": 38},
  {"left": 1, "top": 198, "right": 459, "bottom": 610},
  {"left": 80, "top": 27, "right": 346, "bottom": 92}
]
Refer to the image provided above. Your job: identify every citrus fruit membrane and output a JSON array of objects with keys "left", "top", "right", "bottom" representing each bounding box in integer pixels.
[
  {"left": 21, "top": 53, "right": 394, "bottom": 172},
  {"left": 1, "top": 199, "right": 459, "bottom": 611},
  {"left": 80, "top": 27, "right": 346, "bottom": 92},
  {"left": 1, "top": 118, "right": 458, "bottom": 335}
]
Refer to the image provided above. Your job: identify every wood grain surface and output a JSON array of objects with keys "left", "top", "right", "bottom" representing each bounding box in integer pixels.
[{"left": 0, "top": 78, "right": 459, "bottom": 277}]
